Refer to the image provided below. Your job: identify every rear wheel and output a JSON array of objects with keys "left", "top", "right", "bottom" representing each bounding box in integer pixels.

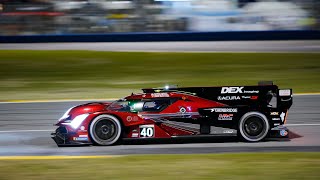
[
  {"left": 238, "top": 112, "right": 269, "bottom": 142},
  {"left": 89, "top": 115, "right": 122, "bottom": 146}
]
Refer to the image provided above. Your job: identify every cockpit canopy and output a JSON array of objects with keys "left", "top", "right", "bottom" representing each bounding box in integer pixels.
[{"left": 107, "top": 97, "right": 177, "bottom": 113}]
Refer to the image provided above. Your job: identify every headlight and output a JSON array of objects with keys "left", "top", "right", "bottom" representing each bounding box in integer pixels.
[{"left": 69, "top": 114, "right": 89, "bottom": 129}]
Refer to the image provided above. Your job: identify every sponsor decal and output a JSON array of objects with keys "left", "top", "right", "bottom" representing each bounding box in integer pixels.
[
  {"left": 144, "top": 101, "right": 156, "bottom": 108},
  {"left": 242, "top": 96, "right": 251, "bottom": 99},
  {"left": 223, "top": 130, "right": 234, "bottom": 134},
  {"left": 272, "top": 118, "right": 281, "bottom": 121},
  {"left": 126, "top": 116, "right": 132, "bottom": 122},
  {"left": 139, "top": 124, "right": 155, "bottom": 138},
  {"left": 280, "top": 112, "right": 286, "bottom": 122},
  {"left": 250, "top": 96, "right": 258, "bottom": 100},
  {"left": 280, "top": 129, "right": 288, "bottom": 137},
  {"left": 179, "top": 107, "right": 187, "bottom": 113},
  {"left": 270, "top": 112, "right": 279, "bottom": 115},
  {"left": 279, "top": 89, "right": 291, "bottom": 96},
  {"left": 274, "top": 123, "right": 280, "bottom": 126},
  {"left": 79, "top": 135, "right": 88, "bottom": 138},
  {"left": 73, "top": 137, "right": 88, "bottom": 141},
  {"left": 241, "top": 96, "right": 258, "bottom": 100},
  {"left": 218, "top": 96, "right": 240, "bottom": 101},
  {"left": 210, "top": 108, "right": 238, "bottom": 113},
  {"left": 78, "top": 126, "right": 87, "bottom": 132},
  {"left": 218, "top": 114, "right": 233, "bottom": 120},
  {"left": 132, "top": 133, "right": 139, "bottom": 138},
  {"left": 241, "top": 96, "right": 259, "bottom": 100},
  {"left": 151, "top": 93, "right": 169, "bottom": 98},
  {"left": 133, "top": 116, "right": 139, "bottom": 121},
  {"left": 244, "top": 90, "right": 259, "bottom": 94},
  {"left": 221, "top": 87, "right": 243, "bottom": 94},
  {"left": 221, "top": 87, "right": 259, "bottom": 94}
]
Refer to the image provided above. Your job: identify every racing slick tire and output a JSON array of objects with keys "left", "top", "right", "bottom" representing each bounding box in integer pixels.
[
  {"left": 238, "top": 112, "right": 270, "bottom": 142},
  {"left": 89, "top": 115, "right": 122, "bottom": 146}
]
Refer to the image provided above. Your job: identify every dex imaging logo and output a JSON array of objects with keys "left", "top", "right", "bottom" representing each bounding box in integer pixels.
[
  {"left": 221, "top": 87, "right": 259, "bottom": 94},
  {"left": 221, "top": 87, "right": 244, "bottom": 94}
]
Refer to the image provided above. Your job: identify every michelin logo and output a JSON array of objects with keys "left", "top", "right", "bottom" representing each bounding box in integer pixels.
[{"left": 210, "top": 108, "right": 238, "bottom": 113}]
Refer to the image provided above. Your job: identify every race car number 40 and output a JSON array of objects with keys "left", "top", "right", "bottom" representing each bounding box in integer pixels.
[{"left": 139, "top": 125, "right": 154, "bottom": 138}]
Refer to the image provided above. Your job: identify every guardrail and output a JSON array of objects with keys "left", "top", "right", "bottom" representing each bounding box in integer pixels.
[{"left": 1, "top": 30, "right": 320, "bottom": 43}]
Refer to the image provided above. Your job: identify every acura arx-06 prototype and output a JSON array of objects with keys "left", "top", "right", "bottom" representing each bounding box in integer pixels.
[{"left": 52, "top": 82, "right": 292, "bottom": 146}]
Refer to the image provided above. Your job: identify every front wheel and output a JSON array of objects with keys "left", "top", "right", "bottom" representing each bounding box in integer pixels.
[
  {"left": 89, "top": 115, "right": 122, "bottom": 146},
  {"left": 238, "top": 112, "right": 270, "bottom": 142}
]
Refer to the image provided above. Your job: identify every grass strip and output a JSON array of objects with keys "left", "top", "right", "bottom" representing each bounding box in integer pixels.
[
  {"left": 0, "top": 152, "right": 319, "bottom": 180},
  {"left": 0, "top": 51, "right": 319, "bottom": 100}
]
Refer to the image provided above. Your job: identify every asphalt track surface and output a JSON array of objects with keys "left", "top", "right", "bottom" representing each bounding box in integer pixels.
[
  {"left": 0, "top": 41, "right": 319, "bottom": 156},
  {"left": 0, "top": 95, "right": 319, "bottom": 156},
  {"left": 1, "top": 40, "right": 320, "bottom": 52}
]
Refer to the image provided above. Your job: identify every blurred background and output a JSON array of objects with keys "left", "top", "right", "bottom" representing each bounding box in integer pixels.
[{"left": 0, "top": 0, "right": 319, "bottom": 35}]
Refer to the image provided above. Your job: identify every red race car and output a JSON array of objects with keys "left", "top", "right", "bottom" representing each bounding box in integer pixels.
[{"left": 52, "top": 82, "right": 292, "bottom": 146}]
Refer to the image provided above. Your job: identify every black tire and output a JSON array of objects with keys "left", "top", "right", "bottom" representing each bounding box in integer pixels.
[
  {"left": 89, "top": 115, "right": 122, "bottom": 146},
  {"left": 238, "top": 112, "right": 270, "bottom": 142}
]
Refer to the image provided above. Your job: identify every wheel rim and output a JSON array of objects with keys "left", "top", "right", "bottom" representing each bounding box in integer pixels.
[
  {"left": 92, "top": 118, "right": 119, "bottom": 144},
  {"left": 244, "top": 117, "right": 263, "bottom": 136},
  {"left": 241, "top": 115, "right": 267, "bottom": 140}
]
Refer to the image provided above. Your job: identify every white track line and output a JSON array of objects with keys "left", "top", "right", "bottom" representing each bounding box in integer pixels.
[
  {"left": 285, "top": 124, "right": 320, "bottom": 127},
  {"left": 294, "top": 93, "right": 320, "bottom": 96},
  {"left": 0, "top": 130, "right": 53, "bottom": 133},
  {"left": 0, "top": 99, "right": 117, "bottom": 104}
]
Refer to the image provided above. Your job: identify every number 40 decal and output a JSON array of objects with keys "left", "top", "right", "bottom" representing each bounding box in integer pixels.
[{"left": 139, "top": 125, "right": 154, "bottom": 138}]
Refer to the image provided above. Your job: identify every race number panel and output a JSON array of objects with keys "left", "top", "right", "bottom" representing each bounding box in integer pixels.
[{"left": 139, "top": 125, "right": 155, "bottom": 138}]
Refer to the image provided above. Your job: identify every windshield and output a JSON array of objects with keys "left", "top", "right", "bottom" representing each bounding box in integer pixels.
[
  {"left": 107, "top": 100, "right": 141, "bottom": 112},
  {"left": 107, "top": 98, "right": 173, "bottom": 112}
]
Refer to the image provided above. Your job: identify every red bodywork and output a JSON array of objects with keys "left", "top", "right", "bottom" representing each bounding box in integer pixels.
[{"left": 55, "top": 92, "right": 226, "bottom": 144}]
